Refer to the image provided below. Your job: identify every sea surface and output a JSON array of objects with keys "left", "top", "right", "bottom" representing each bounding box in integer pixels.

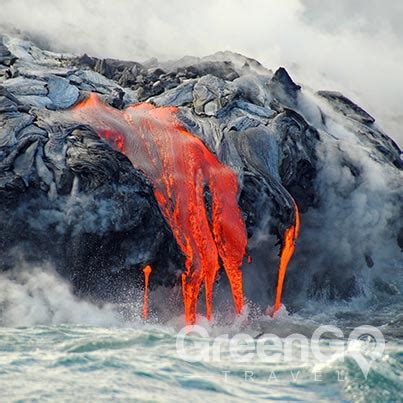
[
  {"left": 0, "top": 300, "right": 402, "bottom": 402},
  {"left": 0, "top": 266, "right": 401, "bottom": 402}
]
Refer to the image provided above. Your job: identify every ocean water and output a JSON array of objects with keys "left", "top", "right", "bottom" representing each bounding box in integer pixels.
[
  {"left": 0, "top": 311, "right": 402, "bottom": 401},
  {"left": 0, "top": 269, "right": 402, "bottom": 402}
]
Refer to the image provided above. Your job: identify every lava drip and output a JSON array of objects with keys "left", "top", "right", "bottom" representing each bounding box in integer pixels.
[
  {"left": 273, "top": 202, "right": 300, "bottom": 314},
  {"left": 71, "top": 94, "right": 248, "bottom": 324},
  {"left": 143, "top": 265, "right": 152, "bottom": 320}
]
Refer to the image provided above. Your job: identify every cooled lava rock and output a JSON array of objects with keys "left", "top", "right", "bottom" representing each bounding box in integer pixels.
[{"left": 0, "top": 34, "right": 401, "bottom": 307}]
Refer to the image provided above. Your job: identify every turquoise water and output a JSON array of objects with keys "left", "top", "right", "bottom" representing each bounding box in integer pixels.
[
  {"left": 0, "top": 268, "right": 402, "bottom": 402},
  {"left": 0, "top": 316, "right": 401, "bottom": 402}
]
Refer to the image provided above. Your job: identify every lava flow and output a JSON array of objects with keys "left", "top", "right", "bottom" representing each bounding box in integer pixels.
[
  {"left": 71, "top": 94, "right": 248, "bottom": 325},
  {"left": 70, "top": 94, "right": 299, "bottom": 323},
  {"left": 143, "top": 265, "right": 152, "bottom": 320},
  {"left": 273, "top": 203, "right": 300, "bottom": 314}
]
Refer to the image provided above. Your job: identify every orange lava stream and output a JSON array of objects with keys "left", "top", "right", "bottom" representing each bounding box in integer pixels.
[
  {"left": 273, "top": 203, "right": 300, "bottom": 314},
  {"left": 71, "top": 94, "right": 247, "bottom": 324},
  {"left": 143, "top": 265, "right": 152, "bottom": 320}
]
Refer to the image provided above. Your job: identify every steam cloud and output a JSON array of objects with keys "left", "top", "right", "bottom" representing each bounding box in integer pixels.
[
  {"left": 0, "top": 262, "right": 125, "bottom": 326},
  {"left": 288, "top": 91, "right": 402, "bottom": 303},
  {"left": 0, "top": 0, "right": 402, "bottom": 146}
]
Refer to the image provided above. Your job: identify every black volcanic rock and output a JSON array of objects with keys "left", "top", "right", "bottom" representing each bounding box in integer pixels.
[
  {"left": 0, "top": 36, "right": 16, "bottom": 67},
  {"left": 0, "top": 34, "right": 401, "bottom": 305},
  {"left": 317, "top": 90, "right": 375, "bottom": 124},
  {"left": 267, "top": 67, "right": 301, "bottom": 108}
]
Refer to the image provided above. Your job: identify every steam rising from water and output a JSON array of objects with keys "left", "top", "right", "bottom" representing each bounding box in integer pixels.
[
  {"left": 288, "top": 90, "right": 402, "bottom": 302},
  {"left": 0, "top": 263, "right": 124, "bottom": 326},
  {"left": 1, "top": 0, "right": 402, "bottom": 145}
]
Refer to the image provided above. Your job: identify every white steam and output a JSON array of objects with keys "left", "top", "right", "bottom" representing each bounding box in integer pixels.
[
  {"left": 289, "top": 89, "right": 403, "bottom": 300},
  {"left": 0, "top": 263, "right": 125, "bottom": 326},
  {"left": 0, "top": 0, "right": 402, "bottom": 146}
]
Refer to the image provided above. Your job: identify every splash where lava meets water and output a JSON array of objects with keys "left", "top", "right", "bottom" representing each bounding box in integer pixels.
[{"left": 71, "top": 93, "right": 299, "bottom": 324}]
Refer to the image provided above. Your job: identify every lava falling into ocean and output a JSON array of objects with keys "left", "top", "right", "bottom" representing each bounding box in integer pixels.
[
  {"left": 143, "top": 265, "right": 152, "bottom": 320},
  {"left": 273, "top": 203, "right": 300, "bottom": 314},
  {"left": 70, "top": 94, "right": 299, "bottom": 324}
]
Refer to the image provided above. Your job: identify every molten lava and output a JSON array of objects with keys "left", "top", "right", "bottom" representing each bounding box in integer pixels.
[
  {"left": 273, "top": 203, "right": 300, "bottom": 314},
  {"left": 70, "top": 94, "right": 299, "bottom": 323},
  {"left": 143, "top": 265, "right": 152, "bottom": 320},
  {"left": 71, "top": 94, "right": 248, "bottom": 324}
]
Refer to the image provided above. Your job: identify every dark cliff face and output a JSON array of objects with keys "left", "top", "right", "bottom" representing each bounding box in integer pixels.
[{"left": 0, "top": 35, "right": 401, "bottom": 307}]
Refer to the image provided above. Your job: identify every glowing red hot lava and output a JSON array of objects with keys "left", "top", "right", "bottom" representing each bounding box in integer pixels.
[
  {"left": 72, "top": 94, "right": 247, "bottom": 325},
  {"left": 70, "top": 94, "right": 299, "bottom": 324},
  {"left": 273, "top": 203, "right": 300, "bottom": 314},
  {"left": 143, "top": 265, "right": 152, "bottom": 320}
]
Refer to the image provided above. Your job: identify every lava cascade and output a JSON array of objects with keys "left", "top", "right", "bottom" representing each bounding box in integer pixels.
[
  {"left": 143, "top": 265, "right": 152, "bottom": 319},
  {"left": 71, "top": 94, "right": 248, "bottom": 324},
  {"left": 71, "top": 94, "right": 299, "bottom": 323},
  {"left": 273, "top": 203, "right": 300, "bottom": 314}
]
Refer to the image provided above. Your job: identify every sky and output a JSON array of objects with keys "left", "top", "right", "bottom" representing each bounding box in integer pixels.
[{"left": 0, "top": 0, "right": 402, "bottom": 146}]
